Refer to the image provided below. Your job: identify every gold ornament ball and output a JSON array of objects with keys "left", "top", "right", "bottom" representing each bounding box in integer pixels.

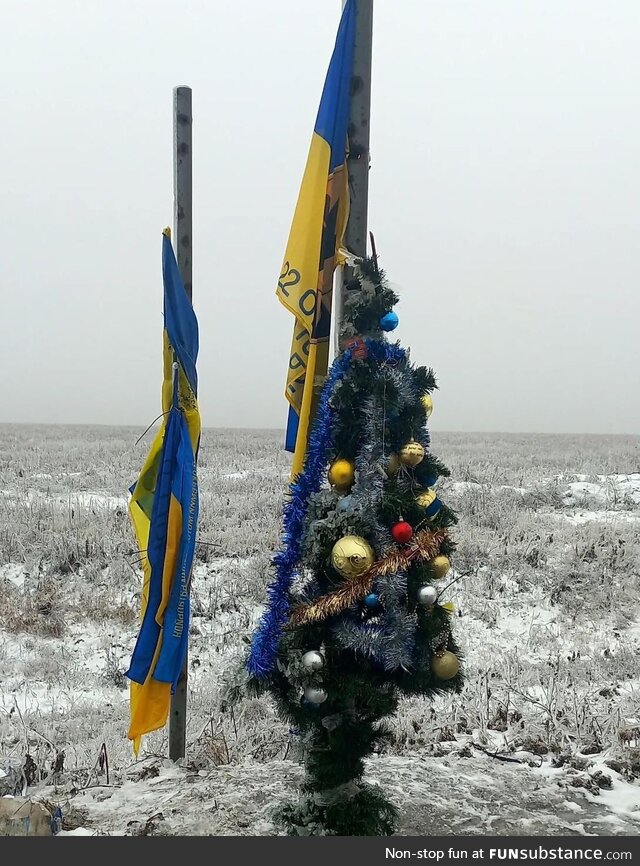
[
  {"left": 422, "top": 394, "right": 434, "bottom": 418},
  {"left": 431, "top": 651, "right": 459, "bottom": 680},
  {"left": 387, "top": 453, "right": 401, "bottom": 476},
  {"left": 416, "top": 488, "right": 437, "bottom": 509},
  {"left": 328, "top": 458, "right": 355, "bottom": 490},
  {"left": 399, "top": 439, "right": 425, "bottom": 468},
  {"left": 331, "top": 535, "right": 375, "bottom": 579},
  {"left": 429, "top": 555, "right": 451, "bottom": 580}
]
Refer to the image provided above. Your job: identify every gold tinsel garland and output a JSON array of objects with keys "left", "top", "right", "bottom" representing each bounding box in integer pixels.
[{"left": 289, "top": 527, "right": 447, "bottom": 627}]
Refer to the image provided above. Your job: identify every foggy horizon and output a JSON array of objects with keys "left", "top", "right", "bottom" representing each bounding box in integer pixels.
[
  {"left": 1, "top": 420, "right": 638, "bottom": 441},
  {"left": 2, "top": 0, "right": 639, "bottom": 437}
]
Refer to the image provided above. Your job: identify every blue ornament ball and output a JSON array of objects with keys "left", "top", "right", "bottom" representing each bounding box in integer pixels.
[
  {"left": 423, "top": 475, "right": 438, "bottom": 488},
  {"left": 425, "top": 497, "right": 442, "bottom": 519},
  {"left": 364, "top": 592, "right": 380, "bottom": 608},
  {"left": 379, "top": 311, "right": 399, "bottom": 332},
  {"left": 337, "top": 494, "right": 353, "bottom": 512}
]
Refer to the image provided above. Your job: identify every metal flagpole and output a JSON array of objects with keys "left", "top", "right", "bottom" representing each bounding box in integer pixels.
[
  {"left": 333, "top": 0, "right": 373, "bottom": 355},
  {"left": 169, "top": 85, "right": 192, "bottom": 761}
]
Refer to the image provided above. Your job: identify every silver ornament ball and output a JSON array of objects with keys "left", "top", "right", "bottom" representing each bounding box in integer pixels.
[
  {"left": 417, "top": 584, "right": 439, "bottom": 606},
  {"left": 302, "top": 650, "right": 325, "bottom": 672},
  {"left": 304, "top": 686, "right": 328, "bottom": 705}
]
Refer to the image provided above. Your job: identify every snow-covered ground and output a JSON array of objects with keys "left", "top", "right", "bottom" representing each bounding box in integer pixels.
[
  {"left": 1, "top": 425, "right": 639, "bottom": 835},
  {"left": 39, "top": 751, "right": 640, "bottom": 836}
]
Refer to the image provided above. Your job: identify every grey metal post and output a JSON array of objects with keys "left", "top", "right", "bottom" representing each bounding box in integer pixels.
[
  {"left": 169, "top": 85, "right": 192, "bottom": 761},
  {"left": 334, "top": 0, "right": 373, "bottom": 354}
]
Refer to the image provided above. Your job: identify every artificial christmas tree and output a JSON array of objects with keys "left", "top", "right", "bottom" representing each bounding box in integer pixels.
[{"left": 248, "top": 257, "right": 463, "bottom": 836}]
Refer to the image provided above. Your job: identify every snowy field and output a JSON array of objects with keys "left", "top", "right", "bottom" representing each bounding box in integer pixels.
[{"left": 1, "top": 424, "right": 639, "bottom": 836}]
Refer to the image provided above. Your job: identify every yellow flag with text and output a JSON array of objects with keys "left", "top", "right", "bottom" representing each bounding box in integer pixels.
[{"left": 277, "top": 0, "right": 355, "bottom": 476}]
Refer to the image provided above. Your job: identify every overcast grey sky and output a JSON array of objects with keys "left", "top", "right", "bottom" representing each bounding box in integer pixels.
[{"left": 2, "top": 0, "right": 639, "bottom": 434}]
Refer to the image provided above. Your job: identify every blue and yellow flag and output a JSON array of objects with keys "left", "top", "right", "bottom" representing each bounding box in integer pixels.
[
  {"left": 277, "top": 0, "right": 355, "bottom": 476},
  {"left": 126, "top": 230, "right": 200, "bottom": 753}
]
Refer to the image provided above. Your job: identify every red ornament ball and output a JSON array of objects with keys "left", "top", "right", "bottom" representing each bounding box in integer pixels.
[{"left": 391, "top": 521, "right": 414, "bottom": 544}]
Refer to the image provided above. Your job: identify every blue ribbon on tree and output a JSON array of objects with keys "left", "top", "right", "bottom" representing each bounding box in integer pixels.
[{"left": 247, "top": 340, "right": 407, "bottom": 678}]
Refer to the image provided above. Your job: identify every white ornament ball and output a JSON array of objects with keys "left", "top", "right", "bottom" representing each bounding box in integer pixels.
[
  {"left": 302, "top": 650, "right": 325, "bottom": 672},
  {"left": 304, "top": 686, "right": 328, "bottom": 705},
  {"left": 417, "top": 585, "right": 438, "bottom": 606}
]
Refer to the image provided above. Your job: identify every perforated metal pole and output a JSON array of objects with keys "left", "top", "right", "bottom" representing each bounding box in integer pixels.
[
  {"left": 169, "top": 85, "right": 192, "bottom": 762},
  {"left": 334, "top": 0, "right": 373, "bottom": 355}
]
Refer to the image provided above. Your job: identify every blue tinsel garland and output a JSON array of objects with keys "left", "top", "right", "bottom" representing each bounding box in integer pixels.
[
  {"left": 246, "top": 339, "right": 407, "bottom": 678},
  {"left": 365, "top": 339, "right": 405, "bottom": 367}
]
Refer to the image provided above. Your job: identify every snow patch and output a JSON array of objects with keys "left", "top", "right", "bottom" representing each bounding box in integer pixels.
[
  {"left": 0, "top": 488, "right": 127, "bottom": 511},
  {"left": 562, "top": 474, "right": 640, "bottom": 507},
  {"left": 0, "top": 563, "right": 26, "bottom": 588},
  {"left": 69, "top": 492, "right": 128, "bottom": 510}
]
